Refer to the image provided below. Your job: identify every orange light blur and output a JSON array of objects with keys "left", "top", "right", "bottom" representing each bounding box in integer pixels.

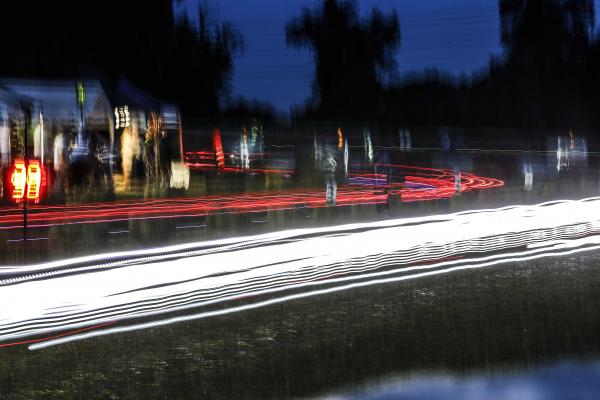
[
  {"left": 26, "top": 160, "right": 42, "bottom": 201},
  {"left": 337, "top": 128, "right": 343, "bottom": 149},
  {"left": 213, "top": 128, "right": 225, "bottom": 170},
  {"left": 10, "top": 160, "right": 27, "bottom": 200},
  {"left": 8, "top": 159, "right": 46, "bottom": 203}
]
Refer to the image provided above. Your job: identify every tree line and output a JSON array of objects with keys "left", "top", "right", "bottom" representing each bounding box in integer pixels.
[
  {"left": 1, "top": 0, "right": 597, "bottom": 131},
  {"left": 288, "top": 0, "right": 599, "bottom": 131},
  {"left": 0, "top": 0, "right": 242, "bottom": 119}
]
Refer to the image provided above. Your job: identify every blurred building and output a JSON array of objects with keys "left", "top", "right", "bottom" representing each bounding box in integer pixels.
[{"left": 0, "top": 76, "right": 187, "bottom": 202}]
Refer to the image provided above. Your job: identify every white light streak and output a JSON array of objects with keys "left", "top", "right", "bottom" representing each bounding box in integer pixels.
[
  {"left": 29, "top": 238, "right": 600, "bottom": 350},
  {"left": 1, "top": 197, "right": 600, "bottom": 348}
]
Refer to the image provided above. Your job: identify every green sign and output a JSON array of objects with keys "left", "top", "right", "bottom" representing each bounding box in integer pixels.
[{"left": 77, "top": 81, "right": 86, "bottom": 105}]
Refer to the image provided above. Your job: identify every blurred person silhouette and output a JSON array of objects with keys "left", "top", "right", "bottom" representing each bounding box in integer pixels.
[
  {"left": 363, "top": 128, "right": 374, "bottom": 164},
  {"left": 249, "top": 119, "right": 264, "bottom": 162},
  {"left": 120, "top": 119, "right": 141, "bottom": 190},
  {"left": 376, "top": 131, "right": 393, "bottom": 213},
  {"left": 374, "top": 128, "right": 391, "bottom": 185},
  {"left": 143, "top": 119, "right": 157, "bottom": 181},
  {"left": 439, "top": 126, "right": 451, "bottom": 152},
  {"left": 0, "top": 108, "right": 10, "bottom": 200},
  {"left": 52, "top": 124, "right": 67, "bottom": 197},
  {"left": 91, "top": 130, "right": 113, "bottom": 197},
  {"left": 0, "top": 108, "right": 8, "bottom": 198},
  {"left": 240, "top": 125, "right": 250, "bottom": 170},
  {"left": 556, "top": 136, "right": 569, "bottom": 172},
  {"left": 569, "top": 129, "right": 575, "bottom": 150},
  {"left": 399, "top": 128, "right": 411, "bottom": 151},
  {"left": 321, "top": 134, "right": 338, "bottom": 206},
  {"left": 0, "top": 108, "right": 9, "bottom": 169},
  {"left": 68, "top": 124, "right": 94, "bottom": 194},
  {"left": 343, "top": 138, "right": 349, "bottom": 179},
  {"left": 158, "top": 126, "right": 172, "bottom": 189},
  {"left": 523, "top": 161, "right": 533, "bottom": 191}
]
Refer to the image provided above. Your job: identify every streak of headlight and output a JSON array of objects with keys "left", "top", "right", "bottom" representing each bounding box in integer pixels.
[
  {"left": 4, "top": 230, "right": 594, "bottom": 341},
  {"left": 1, "top": 196, "right": 593, "bottom": 275},
  {"left": 28, "top": 237, "right": 600, "bottom": 350},
  {"left": 0, "top": 197, "right": 599, "bottom": 345},
  {"left": 7, "top": 235, "right": 589, "bottom": 343}
]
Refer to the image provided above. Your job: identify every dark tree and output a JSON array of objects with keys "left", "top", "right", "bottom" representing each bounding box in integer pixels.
[
  {"left": 0, "top": 1, "right": 175, "bottom": 80},
  {"left": 0, "top": 1, "right": 242, "bottom": 118},
  {"left": 373, "top": 0, "right": 598, "bottom": 133},
  {"left": 167, "top": 7, "right": 243, "bottom": 117},
  {"left": 500, "top": 0, "right": 595, "bottom": 72},
  {"left": 286, "top": 0, "right": 400, "bottom": 119},
  {"left": 491, "top": 0, "right": 596, "bottom": 128}
]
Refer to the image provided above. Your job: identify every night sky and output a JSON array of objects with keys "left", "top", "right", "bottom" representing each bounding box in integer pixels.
[{"left": 182, "top": 0, "right": 600, "bottom": 112}]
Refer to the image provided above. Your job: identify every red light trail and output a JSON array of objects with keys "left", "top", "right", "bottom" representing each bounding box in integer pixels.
[
  {"left": 0, "top": 322, "right": 115, "bottom": 348},
  {"left": 0, "top": 165, "right": 503, "bottom": 230}
]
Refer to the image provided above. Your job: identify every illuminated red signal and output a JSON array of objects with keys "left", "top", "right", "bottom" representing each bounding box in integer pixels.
[
  {"left": 10, "top": 160, "right": 27, "bottom": 200},
  {"left": 26, "top": 160, "right": 42, "bottom": 201},
  {"left": 8, "top": 160, "right": 46, "bottom": 203}
]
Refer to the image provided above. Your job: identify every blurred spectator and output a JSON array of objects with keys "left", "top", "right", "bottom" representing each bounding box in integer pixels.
[
  {"left": 143, "top": 120, "right": 157, "bottom": 181},
  {"left": 322, "top": 142, "right": 338, "bottom": 206},
  {"left": 121, "top": 120, "right": 141, "bottom": 190}
]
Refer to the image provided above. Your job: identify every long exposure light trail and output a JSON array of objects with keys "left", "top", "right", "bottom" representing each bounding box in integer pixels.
[
  {"left": 349, "top": 164, "right": 504, "bottom": 202},
  {"left": 0, "top": 165, "right": 503, "bottom": 230},
  {"left": 13, "top": 234, "right": 598, "bottom": 349},
  {"left": 1, "top": 197, "right": 600, "bottom": 349},
  {"left": 0, "top": 187, "right": 386, "bottom": 230},
  {"left": 28, "top": 236, "right": 600, "bottom": 351}
]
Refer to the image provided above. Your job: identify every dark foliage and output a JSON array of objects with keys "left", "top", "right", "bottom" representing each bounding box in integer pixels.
[
  {"left": 288, "top": 0, "right": 599, "bottom": 132},
  {"left": 286, "top": 0, "right": 400, "bottom": 120},
  {"left": 0, "top": 1, "right": 242, "bottom": 118}
]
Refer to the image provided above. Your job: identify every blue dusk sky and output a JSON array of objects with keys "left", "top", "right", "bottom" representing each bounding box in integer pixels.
[{"left": 181, "top": 0, "right": 600, "bottom": 112}]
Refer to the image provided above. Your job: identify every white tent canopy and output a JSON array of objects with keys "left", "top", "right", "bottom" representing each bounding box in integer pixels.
[
  {"left": 0, "top": 79, "right": 113, "bottom": 128},
  {"left": 0, "top": 79, "right": 115, "bottom": 162}
]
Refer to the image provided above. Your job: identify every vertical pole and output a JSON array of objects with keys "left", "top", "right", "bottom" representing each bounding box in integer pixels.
[
  {"left": 154, "top": 114, "right": 160, "bottom": 184},
  {"left": 178, "top": 113, "right": 184, "bottom": 163},
  {"left": 79, "top": 86, "right": 84, "bottom": 144},
  {"left": 22, "top": 103, "right": 29, "bottom": 242},
  {"left": 40, "top": 110, "right": 44, "bottom": 164}
]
